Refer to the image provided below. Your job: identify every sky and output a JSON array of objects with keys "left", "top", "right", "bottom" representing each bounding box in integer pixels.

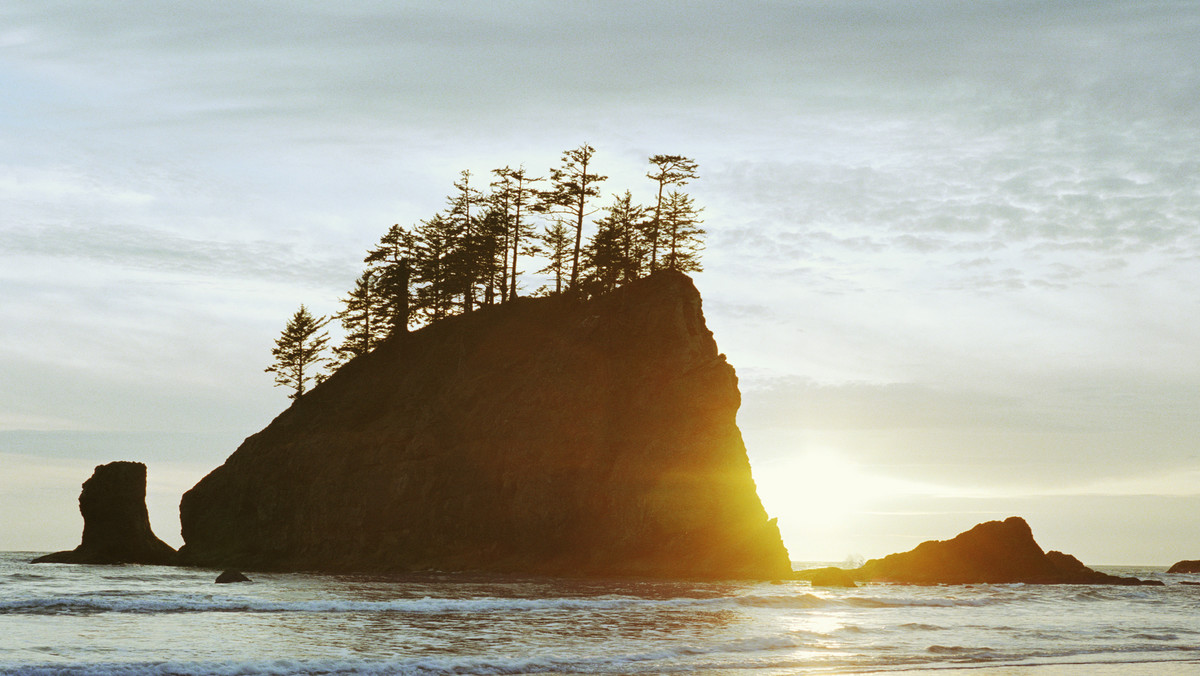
[{"left": 2, "top": 0, "right": 1199, "bottom": 565}]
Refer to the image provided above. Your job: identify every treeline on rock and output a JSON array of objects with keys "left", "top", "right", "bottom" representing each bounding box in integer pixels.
[{"left": 266, "top": 146, "right": 704, "bottom": 400}]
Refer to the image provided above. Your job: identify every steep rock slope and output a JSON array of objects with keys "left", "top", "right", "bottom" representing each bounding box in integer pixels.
[{"left": 178, "top": 272, "right": 791, "bottom": 578}]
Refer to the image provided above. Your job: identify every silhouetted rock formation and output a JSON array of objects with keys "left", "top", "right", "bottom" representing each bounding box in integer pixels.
[
  {"left": 798, "top": 517, "right": 1158, "bottom": 586},
  {"left": 215, "top": 569, "right": 251, "bottom": 583},
  {"left": 802, "top": 566, "right": 857, "bottom": 587},
  {"left": 32, "top": 461, "right": 177, "bottom": 566},
  {"left": 178, "top": 271, "right": 791, "bottom": 579},
  {"left": 1168, "top": 560, "right": 1200, "bottom": 574}
]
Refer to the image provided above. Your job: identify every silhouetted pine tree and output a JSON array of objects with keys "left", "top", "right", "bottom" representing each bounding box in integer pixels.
[
  {"left": 542, "top": 144, "right": 606, "bottom": 293},
  {"left": 487, "top": 168, "right": 515, "bottom": 302},
  {"left": 646, "top": 154, "right": 699, "bottom": 271},
  {"left": 537, "top": 218, "right": 572, "bottom": 295},
  {"left": 364, "top": 223, "right": 416, "bottom": 335},
  {"left": 411, "top": 213, "right": 461, "bottom": 322},
  {"left": 443, "top": 170, "right": 484, "bottom": 312},
  {"left": 475, "top": 205, "right": 509, "bottom": 306},
  {"left": 331, "top": 272, "right": 388, "bottom": 368},
  {"left": 586, "top": 190, "right": 649, "bottom": 292},
  {"left": 265, "top": 304, "right": 330, "bottom": 400},
  {"left": 490, "top": 166, "right": 540, "bottom": 300},
  {"left": 658, "top": 190, "right": 705, "bottom": 273}
]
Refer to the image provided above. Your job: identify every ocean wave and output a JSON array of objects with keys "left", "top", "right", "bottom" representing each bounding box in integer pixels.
[
  {"left": 733, "top": 593, "right": 990, "bottom": 609},
  {"left": 0, "top": 631, "right": 843, "bottom": 676},
  {"left": 926, "top": 644, "right": 1002, "bottom": 660},
  {"left": 0, "top": 656, "right": 613, "bottom": 676},
  {"left": 0, "top": 589, "right": 1000, "bottom": 616},
  {"left": 898, "top": 622, "right": 946, "bottom": 631},
  {"left": 1, "top": 573, "right": 52, "bottom": 582},
  {"left": 0, "top": 595, "right": 667, "bottom": 614},
  {"left": 0, "top": 593, "right": 736, "bottom": 616}
]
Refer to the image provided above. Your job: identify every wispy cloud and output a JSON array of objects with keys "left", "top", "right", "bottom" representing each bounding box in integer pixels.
[{"left": 2, "top": 222, "right": 356, "bottom": 283}]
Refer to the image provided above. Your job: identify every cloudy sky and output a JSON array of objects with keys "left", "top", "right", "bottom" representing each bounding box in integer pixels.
[{"left": 3, "top": 1, "right": 1198, "bottom": 565}]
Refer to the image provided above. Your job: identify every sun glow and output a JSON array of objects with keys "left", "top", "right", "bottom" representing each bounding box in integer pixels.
[{"left": 753, "top": 447, "right": 929, "bottom": 562}]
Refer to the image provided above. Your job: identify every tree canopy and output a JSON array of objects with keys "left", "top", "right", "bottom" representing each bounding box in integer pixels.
[{"left": 267, "top": 147, "right": 705, "bottom": 398}]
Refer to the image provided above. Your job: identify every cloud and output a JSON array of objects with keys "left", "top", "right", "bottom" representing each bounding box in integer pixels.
[{"left": 1, "top": 222, "right": 356, "bottom": 284}]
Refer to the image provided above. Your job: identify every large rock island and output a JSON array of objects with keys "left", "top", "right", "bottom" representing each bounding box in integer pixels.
[{"left": 178, "top": 271, "right": 792, "bottom": 578}]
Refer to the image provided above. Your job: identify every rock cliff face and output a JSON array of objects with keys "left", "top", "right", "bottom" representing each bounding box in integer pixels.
[
  {"left": 33, "top": 461, "right": 177, "bottom": 565},
  {"left": 795, "top": 517, "right": 1157, "bottom": 585},
  {"left": 178, "top": 271, "right": 791, "bottom": 578}
]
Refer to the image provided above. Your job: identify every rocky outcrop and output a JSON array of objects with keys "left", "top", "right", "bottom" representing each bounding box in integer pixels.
[
  {"left": 178, "top": 271, "right": 791, "bottom": 579},
  {"left": 1168, "top": 560, "right": 1200, "bottom": 574},
  {"left": 1041, "top": 550, "right": 1158, "bottom": 585},
  {"left": 797, "top": 517, "right": 1158, "bottom": 585},
  {"left": 215, "top": 569, "right": 251, "bottom": 583},
  {"left": 33, "top": 461, "right": 177, "bottom": 566},
  {"left": 801, "top": 566, "right": 857, "bottom": 587}
]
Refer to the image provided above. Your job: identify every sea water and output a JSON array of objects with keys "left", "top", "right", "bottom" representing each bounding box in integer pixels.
[{"left": 2, "top": 551, "right": 1199, "bottom": 675}]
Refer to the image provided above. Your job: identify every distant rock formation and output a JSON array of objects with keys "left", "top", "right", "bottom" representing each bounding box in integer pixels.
[
  {"left": 215, "top": 569, "right": 251, "bottom": 583},
  {"left": 1167, "top": 560, "right": 1200, "bottom": 574},
  {"left": 796, "top": 517, "right": 1159, "bottom": 586},
  {"left": 802, "top": 566, "right": 857, "bottom": 587},
  {"left": 178, "top": 271, "right": 792, "bottom": 579},
  {"left": 33, "top": 461, "right": 177, "bottom": 566}
]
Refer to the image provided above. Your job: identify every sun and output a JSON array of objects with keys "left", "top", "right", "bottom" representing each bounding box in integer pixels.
[
  {"left": 756, "top": 448, "right": 867, "bottom": 524},
  {"left": 752, "top": 446, "right": 917, "bottom": 562}
]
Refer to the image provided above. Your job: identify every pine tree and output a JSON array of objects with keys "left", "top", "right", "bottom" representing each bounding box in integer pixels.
[
  {"left": 411, "top": 213, "right": 461, "bottom": 322},
  {"left": 491, "top": 166, "right": 540, "bottom": 300},
  {"left": 589, "top": 190, "right": 649, "bottom": 288},
  {"left": 537, "top": 217, "right": 573, "bottom": 295},
  {"left": 265, "top": 304, "right": 331, "bottom": 400},
  {"left": 542, "top": 144, "right": 606, "bottom": 293},
  {"left": 659, "top": 190, "right": 705, "bottom": 273},
  {"left": 331, "top": 272, "right": 388, "bottom": 368},
  {"left": 443, "top": 170, "right": 483, "bottom": 312},
  {"left": 646, "top": 155, "right": 699, "bottom": 271},
  {"left": 476, "top": 205, "right": 508, "bottom": 306},
  {"left": 364, "top": 223, "right": 416, "bottom": 335}
]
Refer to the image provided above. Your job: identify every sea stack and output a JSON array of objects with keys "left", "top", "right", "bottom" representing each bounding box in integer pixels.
[
  {"left": 33, "top": 461, "right": 177, "bottom": 566},
  {"left": 178, "top": 271, "right": 792, "bottom": 579}
]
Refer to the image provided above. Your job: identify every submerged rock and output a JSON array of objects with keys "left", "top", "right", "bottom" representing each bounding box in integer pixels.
[
  {"left": 33, "top": 461, "right": 177, "bottom": 566},
  {"left": 178, "top": 271, "right": 791, "bottom": 579},
  {"left": 819, "top": 517, "right": 1159, "bottom": 586},
  {"left": 1167, "top": 560, "right": 1200, "bottom": 574}
]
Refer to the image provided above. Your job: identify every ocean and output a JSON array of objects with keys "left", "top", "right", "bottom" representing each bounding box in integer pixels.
[{"left": 2, "top": 551, "right": 1199, "bottom": 675}]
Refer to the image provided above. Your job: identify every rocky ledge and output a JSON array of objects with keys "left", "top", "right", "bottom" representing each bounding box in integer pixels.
[
  {"left": 796, "top": 517, "right": 1160, "bottom": 586},
  {"left": 178, "top": 271, "right": 791, "bottom": 579},
  {"left": 33, "top": 461, "right": 177, "bottom": 566}
]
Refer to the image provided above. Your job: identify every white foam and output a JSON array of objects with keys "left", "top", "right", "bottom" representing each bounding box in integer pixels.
[
  {"left": 0, "top": 593, "right": 727, "bottom": 616},
  {"left": 0, "top": 629, "right": 842, "bottom": 676}
]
